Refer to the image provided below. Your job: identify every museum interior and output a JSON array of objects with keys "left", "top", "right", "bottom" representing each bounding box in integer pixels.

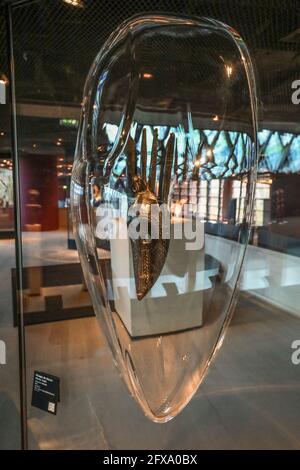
[{"left": 0, "top": 0, "right": 300, "bottom": 450}]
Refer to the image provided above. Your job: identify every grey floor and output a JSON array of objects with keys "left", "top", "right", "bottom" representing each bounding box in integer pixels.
[
  {"left": 1, "top": 231, "right": 300, "bottom": 449},
  {"left": 25, "top": 293, "right": 300, "bottom": 450}
]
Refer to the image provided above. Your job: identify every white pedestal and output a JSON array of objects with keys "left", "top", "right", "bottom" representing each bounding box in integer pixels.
[{"left": 110, "top": 217, "right": 205, "bottom": 337}]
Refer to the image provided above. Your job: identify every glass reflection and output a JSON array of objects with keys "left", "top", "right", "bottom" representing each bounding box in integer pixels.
[{"left": 71, "top": 14, "right": 258, "bottom": 421}]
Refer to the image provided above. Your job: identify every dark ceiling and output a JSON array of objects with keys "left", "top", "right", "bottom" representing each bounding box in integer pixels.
[{"left": 0, "top": 0, "right": 300, "bottom": 126}]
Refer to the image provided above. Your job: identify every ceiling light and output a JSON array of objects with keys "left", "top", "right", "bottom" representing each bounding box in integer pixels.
[
  {"left": 143, "top": 72, "right": 153, "bottom": 79},
  {"left": 206, "top": 147, "right": 214, "bottom": 162},
  {"left": 225, "top": 65, "right": 233, "bottom": 78},
  {"left": 63, "top": 0, "right": 84, "bottom": 7}
]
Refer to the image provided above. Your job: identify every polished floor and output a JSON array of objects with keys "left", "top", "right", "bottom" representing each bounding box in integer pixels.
[
  {"left": 1, "top": 230, "right": 300, "bottom": 449},
  {"left": 25, "top": 293, "right": 300, "bottom": 450}
]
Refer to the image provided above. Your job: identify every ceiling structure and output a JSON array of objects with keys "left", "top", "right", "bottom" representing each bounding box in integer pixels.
[
  {"left": 0, "top": 0, "right": 299, "bottom": 121},
  {"left": 0, "top": 0, "right": 300, "bottom": 169}
]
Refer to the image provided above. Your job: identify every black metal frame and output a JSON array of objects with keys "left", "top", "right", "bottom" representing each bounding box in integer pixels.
[{"left": 5, "top": 1, "right": 28, "bottom": 450}]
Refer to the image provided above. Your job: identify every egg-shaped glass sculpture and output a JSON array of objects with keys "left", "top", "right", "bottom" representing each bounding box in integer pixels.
[{"left": 71, "top": 14, "right": 257, "bottom": 422}]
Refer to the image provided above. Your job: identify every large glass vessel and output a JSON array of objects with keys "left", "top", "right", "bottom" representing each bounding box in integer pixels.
[{"left": 71, "top": 14, "right": 257, "bottom": 422}]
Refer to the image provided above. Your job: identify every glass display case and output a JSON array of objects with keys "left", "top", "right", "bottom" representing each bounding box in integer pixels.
[
  {"left": 1, "top": 0, "right": 300, "bottom": 450},
  {"left": 71, "top": 13, "right": 258, "bottom": 422}
]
